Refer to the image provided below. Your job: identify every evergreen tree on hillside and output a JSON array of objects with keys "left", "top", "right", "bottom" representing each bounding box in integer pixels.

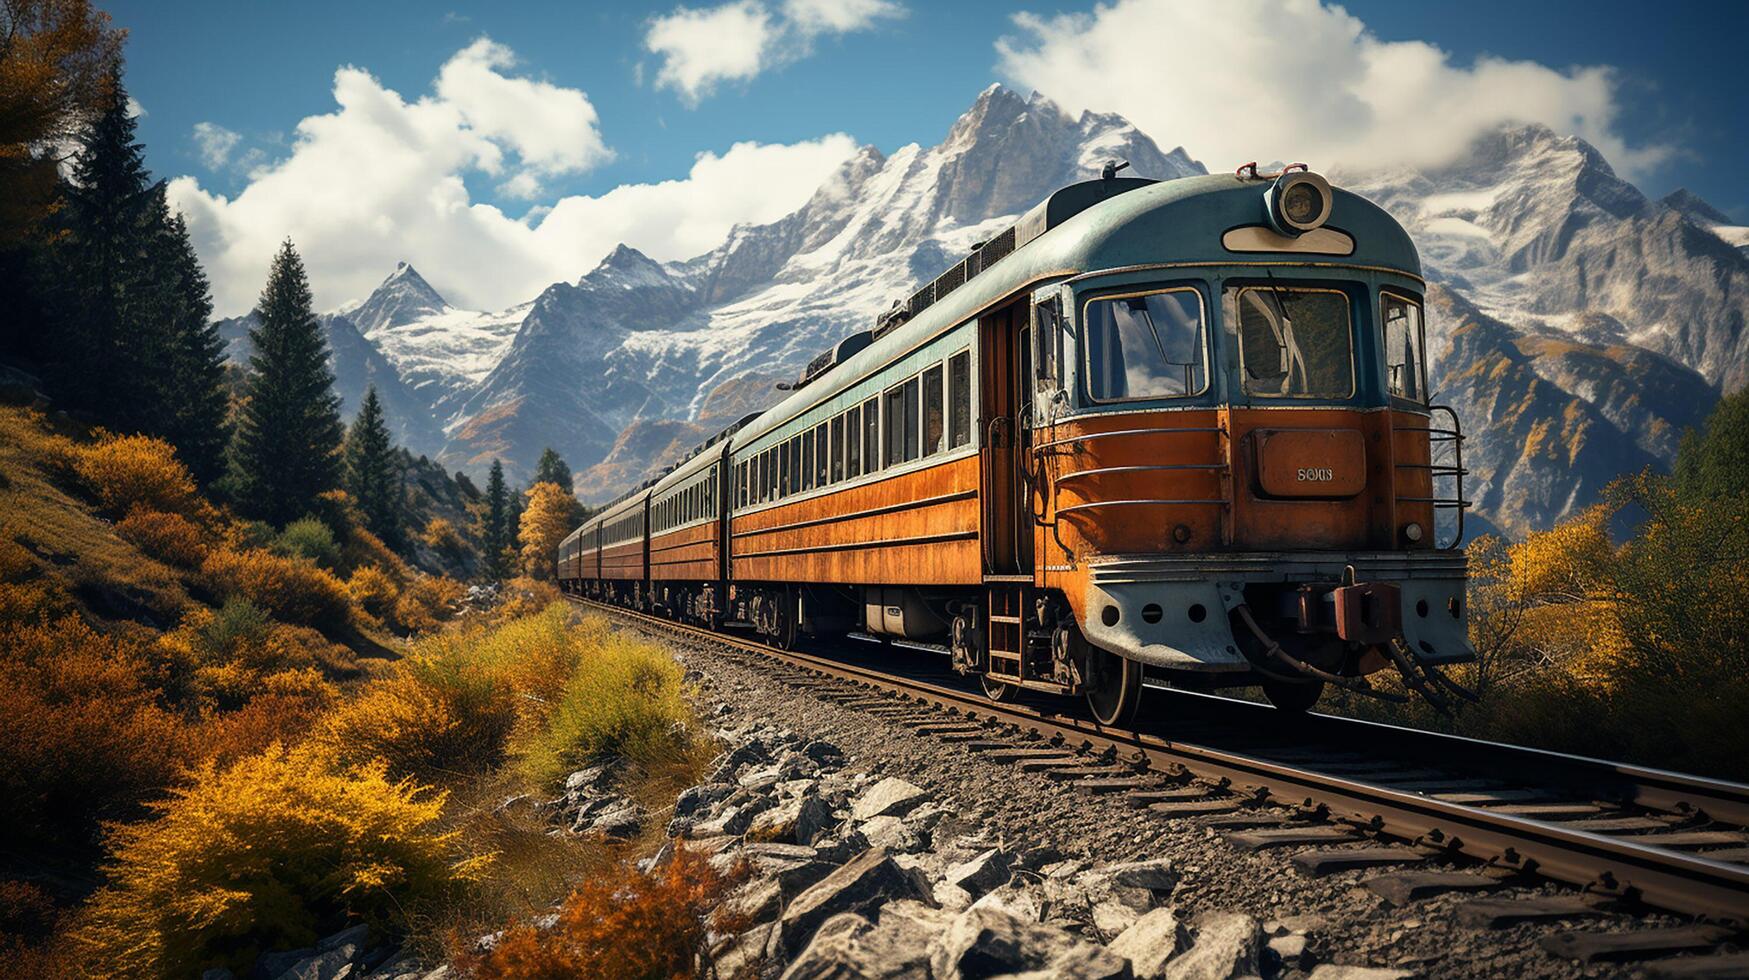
[
  {"left": 344, "top": 386, "right": 400, "bottom": 544},
  {"left": 52, "top": 70, "right": 167, "bottom": 418},
  {"left": 156, "top": 206, "right": 230, "bottom": 485},
  {"left": 229, "top": 240, "right": 344, "bottom": 526},
  {"left": 1674, "top": 389, "right": 1749, "bottom": 503},
  {"left": 481, "top": 458, "right": 512, "bottom": 580},
  {"left": 533, "top": 447, "right": 573, "bottom": 494}
]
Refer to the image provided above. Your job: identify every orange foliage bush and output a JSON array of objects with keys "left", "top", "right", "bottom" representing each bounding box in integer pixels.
[
  {"left": 421, "top": 517, "right": 466, "bottom": 559},
  {"left": 394, "top": 575, "right": 465, "bottom": 634},
  {"left": 71, "top": 745, "right": 487, "bottom": 979},
  {"left": 0, "top": 616, "right": 187, "bottom": 844},
  {"left": 73, "top": 433, "right": 199, "bottom": 517},
  {"left": 0, "top": 538, "right": 75, "bottom": 627},
  {"left": 469, "top": 845, "right": 743, "bottom": 980},
  {"left": 116, "top": 506, "right": 210, "bottom": 568},
  {"left": 186, "top": 670, "right": 339, "bottom": 769},
  {"left": 346, "top": 564, "right": 400, "bottom": 622},
  {"left": 201, "top": 547, "right": 353, "bottom": 630}
]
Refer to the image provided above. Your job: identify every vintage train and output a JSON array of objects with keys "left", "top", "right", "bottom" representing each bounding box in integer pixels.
[{"left": 558, "top": 162, "right": 1473, "bottom": 726}]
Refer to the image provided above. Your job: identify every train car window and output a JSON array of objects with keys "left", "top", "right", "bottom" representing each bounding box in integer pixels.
[
  {"left": 1235, "top": 286, "right": 1354, "bottom": 398},
  {"left": 737, "top": 463, "right": 747, "bottom": 508},
  {"left": 846, "top": 406, "right": 862, "bottom": 478},
  {"left": 801, "top": 432, "right": 815, "bottom": 491},
  {"left": 922, "top": 364, "right": 945, "bottom": 457},
  {"left": 905, "top": 377, "right": 921, "bottom": 461},
  {"left": 862, "top": 398, "right": 880, "bottom": 472},
  {"left": 949, "top": 350, "right": 971, "bottom": 448},
  {"left": 884, "top": 384, "right": 906, "bottom": 467},
  {"left": 1382, "top": 292, "right": 1427, "bottom": 404},
  {"left": 1083, "top": 288, "right": 1207, "bottom": 401},
  {"left": 790, "top": 436, "right": 803, "bottom": 495},
  {"left": 815, "top": 424, "right": 829, "bottom": 487},
  {"left": 830, "top": 415, "right": 845, "bottom": 483}
]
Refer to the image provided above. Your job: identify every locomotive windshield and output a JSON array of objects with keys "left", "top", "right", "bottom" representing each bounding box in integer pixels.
[
  {"left": 1382, "top": 291, "right": 1428, "bottom": 403},
  {"left": 1235, "top": 286, "right": 1354, "bottom": 398},
  {"left": 1082, "top": 287, "right": 1207, "bottom": 402}
]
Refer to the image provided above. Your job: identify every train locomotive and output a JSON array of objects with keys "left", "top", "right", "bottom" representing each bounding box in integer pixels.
[{"left": 558, "top": 162, "right": 1474, "bottom": 726}]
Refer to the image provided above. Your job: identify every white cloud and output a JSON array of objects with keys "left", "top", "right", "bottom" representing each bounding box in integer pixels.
[
  {"left": 646, "top": 0, "right": 902, "bottom": 104},
  {"left": 166, "top": 40, "right": 858, "bottom": 316},
  {"left": 782, "top": 0, "right": 902, "bottom": 33},
  {"left": 996, "top": 0, "right": 1666, "bottom": 177},
  {"left": 125, "top": 95, "right": 146, "bottom": 119},
  {"left": 191, "top": 122, "right": 241, "bottom": 169}
]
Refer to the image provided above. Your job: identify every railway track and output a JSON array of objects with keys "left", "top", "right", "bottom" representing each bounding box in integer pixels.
[{"left": 566, "top": 595, "right": 1749, "bottom": 966}]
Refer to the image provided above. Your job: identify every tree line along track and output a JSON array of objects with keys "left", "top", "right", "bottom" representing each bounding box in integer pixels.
[{"left": 564, "top": 595, "right": 1749, "bottom": 941}]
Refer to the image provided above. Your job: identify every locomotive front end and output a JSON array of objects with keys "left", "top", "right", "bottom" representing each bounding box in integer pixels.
[{"left": 1028, "top": 167, "right": 1473, "bottom": 718}]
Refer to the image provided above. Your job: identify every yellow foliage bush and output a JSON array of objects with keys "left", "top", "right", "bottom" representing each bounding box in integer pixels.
[
  {"left": 73, "top": 433, "right": 199, "bottom": 517},
  {"left": 201, "top": 547, "right": 354, "bottom": 631},
  {"left": 71, "top": 745, "right": 487, "bottom": 979},
  {"left": 0, "top": 616, "right": 188, "bottom": 844},
  {"left": 116, "top": 506, "right": 210, "bottom": 568},
  {"left": 489, "top": 576, "right": 563, "bottom": 626},
  {"left": 393, "top": 575, "right": 465, "bottom": 634},
  {"left": 520, "top": 629, "right": 694, "bottom": 788},
  {"left": 421, "top": 517, "right": 466, "bottom": 558},
  {"left": 315, "top": 655, "right": 518, "bottom": 783},
  {"left": 346, "top": 565, "right": 400, "bottom": 622}
]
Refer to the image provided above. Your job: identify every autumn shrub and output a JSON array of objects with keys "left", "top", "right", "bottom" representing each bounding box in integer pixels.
[
  {"left": 0, "top": 880, "right": 66, "bottom": 980},
  {"left": 488, "top": 575, "right": 563, "bottom": 626},
  {"left": 347, "top": 564, "right": 401, "bottom": 622},
  {"left": 274, "top": 516, "right": 342, "bottom": 570},
  {"left": 394, "top": 574, "right": 465, "bottom": 634},
  {"left": 467, "top": 844, "right": 742, "bottom": 980},
  {"left": 73, "top": 433, "right": 198, "bottom": 517},
  {"left": 0, "top": 616, "right": 187, "bottom": 845},
  {"left": 0, "top": 537, "right": 75, "bottom": 627},
  {"left": 520, "top": 630, "right": 694, "bottom": 788},
  {"left": 187, "top": 670, "right": 340, "bottom": 769},
  {"left": 316, "top": 655, "right": 518, "bottom": 783},
  {"left": 343, "top": 524, "right": 411, "bottom": 581},
  {"left": 201, "top": 547, "right": 353, "bottom": 631},
  {"left": 70, "top": 745, "right": 488, "bottom": 979},
  {"left": 115, "top": 505, "right": 210, "bottom": 568},
  {"left": 421, "top": 517, "right": 467, "bottom": 561}
]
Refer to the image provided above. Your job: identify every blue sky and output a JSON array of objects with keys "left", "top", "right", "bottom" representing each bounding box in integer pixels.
[{"left": 104, "top": 0, "right": 1748, "bottom": 314}]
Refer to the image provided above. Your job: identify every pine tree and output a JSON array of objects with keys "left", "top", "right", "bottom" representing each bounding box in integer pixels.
[
  {"left": 156, "top": 205, "right": 230, "bottom": 485},
  {"left": 533, "top": 447, "right": 573, "bottom": 494},
  {"left": 229, "top": 240, "right": 344, "bottom": 526},
  {"left": 481, "top": 458, "right": 512, "bottom": 580},
  {"left": 52, "top": 69, "right": 167, "bottom": 418},
  {"left": 345, "top": 386, "right": 400, "bottom": 543}
]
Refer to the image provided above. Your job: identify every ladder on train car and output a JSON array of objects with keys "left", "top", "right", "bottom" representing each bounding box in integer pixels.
[{"left": 986, "top": 586, "right": 1026, "bottom": 682}]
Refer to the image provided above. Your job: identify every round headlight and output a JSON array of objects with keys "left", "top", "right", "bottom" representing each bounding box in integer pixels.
[{"left": 1266, "top": 171, "right": 1333, "bottom": 235}]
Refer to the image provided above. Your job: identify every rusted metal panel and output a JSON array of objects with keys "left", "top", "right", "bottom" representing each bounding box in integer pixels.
[
  {"left": 731, "top": 455, "right": 980, "bottom": 585},
  {"left": 1225, "top": 407, "right": 1395, "bottom": 551},
  {"left": 649, "top": 522, "right": 719, "bottom": 582},
  {"left": 1252, "top": 428, "right": 1366, "bottom": 498}
]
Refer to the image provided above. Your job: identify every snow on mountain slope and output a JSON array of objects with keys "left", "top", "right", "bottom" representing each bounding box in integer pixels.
[
  {"left": 1335, "top": 127, "right": 1749, "bottom": 390},
  {"left": 333, "top": 263, "right": 524, "bottom": 417}
]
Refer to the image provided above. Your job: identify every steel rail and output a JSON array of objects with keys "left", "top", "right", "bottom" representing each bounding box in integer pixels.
[{"left": 565, "top": 595, "right": 1749, "bottom": 924}]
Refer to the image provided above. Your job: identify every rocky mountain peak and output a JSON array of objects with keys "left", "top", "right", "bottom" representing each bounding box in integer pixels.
[
  {"left": 1661, "top": 188, "right": 1735, "bottom": 226},
  {"left": 345, "top": 262, "right": 452, "bottom": 337}
]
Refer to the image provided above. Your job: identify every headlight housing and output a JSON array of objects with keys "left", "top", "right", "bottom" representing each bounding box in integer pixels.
[{"left": 1265, "top": 171, "right": 1333, "bottom": 236}]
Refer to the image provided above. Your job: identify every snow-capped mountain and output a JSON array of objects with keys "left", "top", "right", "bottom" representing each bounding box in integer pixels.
[
  {"left": 334, "top": 263, "right": 525, "bottom": 418},
  {"left": 221, "top": 85, "right": 1747, "bottom": 536}
]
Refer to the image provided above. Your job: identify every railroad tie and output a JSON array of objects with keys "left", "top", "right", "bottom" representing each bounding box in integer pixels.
[
  {"left": 1556, "top": 816, "right": 1679, "bottom": 833},
  {"left": 1616, "top": 831, "right": 1747, "bottom": 850},
  {"left": 1362, "top": 870, "right": 1506, "bottom": 905},
  {"left": 1149, "top": 798, "right": 1245, "bottom": 816},
  {"left": 1226, "top": 826, "right": 1360, "bottom": 852},
  {"left": 1539, "top": 925, "right": 1738, "bottom": 964},
  {"left": 1042, "top": 765, "right": 1134, "bottom": 782},
  {"left": 1290, "top": 847, "right": 1430, "bottom": 877},
  {"left": 1453, "top": 895, "right": 1615, "bottom": 930},
  {"left": 1643, "top": 952, "right": 1749, "bottom": 978}
]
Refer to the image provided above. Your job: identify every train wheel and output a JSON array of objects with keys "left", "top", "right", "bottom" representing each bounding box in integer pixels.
[
  {"left": 768, "top": 587, "right": 799, "bottom": 650},
  {"left": 1262, "top": 677, "right": 1325, "bottom": 713},
  {"left": 1085, "top": 646, "right": 1142, "bottom": 728},
  {"left": 980, "top": 674, "right": 1019, "bottom": 702}
]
